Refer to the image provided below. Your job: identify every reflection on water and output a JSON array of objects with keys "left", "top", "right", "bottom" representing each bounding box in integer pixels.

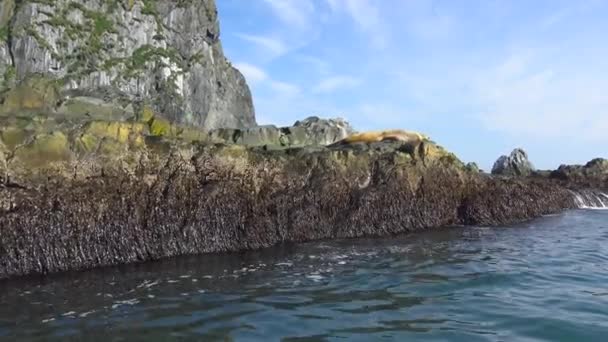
[{"left": 1, "top": 209, "right": 608, "bottom": 341}]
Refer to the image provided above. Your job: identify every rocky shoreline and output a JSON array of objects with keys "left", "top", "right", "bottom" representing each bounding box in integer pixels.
[
  {"left": 1, "top": 0, "right": 607, "bottom": 280},
  {"left": 1, "top": 119, "right": 605, "bottom": 279}
]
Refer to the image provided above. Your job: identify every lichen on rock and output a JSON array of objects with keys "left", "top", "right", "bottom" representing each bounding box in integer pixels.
[{"left": 0, "top": 0, "right": 255, "bottom": 129}]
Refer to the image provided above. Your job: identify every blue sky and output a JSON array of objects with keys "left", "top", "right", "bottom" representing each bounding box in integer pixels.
[{"left": 216, "top": 0, "right": 608, "bottom": 170}]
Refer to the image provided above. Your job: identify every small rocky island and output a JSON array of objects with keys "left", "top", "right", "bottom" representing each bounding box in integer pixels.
[{"left": 0, "top": 0, "right": 606, "bottom": 280}]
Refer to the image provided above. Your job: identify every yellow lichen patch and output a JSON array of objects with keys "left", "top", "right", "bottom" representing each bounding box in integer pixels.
[
  {"left": 140, "top": 105, "right": 155, "bottom": 123},
  {"left": 83, "top": 121, "right": 147, "bottom": 144},
  {"left": 416, "top": 142, "right": 463, "bottom": 166},
  {"left": 176, "top": 126, "right": 208, "bottom": 142},
  {"left": 132, "top": 134, "right": 145, "bottom": 148},
  {"left": 0, "top": 127, "right": 32, "bottom": 150},
  {"left": 12, "top": 132, "right": 72, "bottom": 168},
  {"left": 98, "top": 137, "right": 127, "bottom": 156},
  {"left": 75, "top": 133, "right": 101, "bottom": 154},
  {"left": 149, "top": 117, "right": 172, "bottom": 137},
  {"left": 57, "top": 98, "right": 131, "bottom": 120},
  {"left": 0, "top": 77, "right": 58, "bottom": 114}
]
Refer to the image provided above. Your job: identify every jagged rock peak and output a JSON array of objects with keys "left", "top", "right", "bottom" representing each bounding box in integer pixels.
[
  {"left": 492, "top": 148, "right": 535, "bottom": 176},
  {"left": 0, "top": 0, "right": 255, "bottom": 129}
]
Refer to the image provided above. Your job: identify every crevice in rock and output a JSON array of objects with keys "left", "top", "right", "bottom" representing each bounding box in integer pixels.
[{"left": 6, "top": 0, "right": 17, "bottom": 70}]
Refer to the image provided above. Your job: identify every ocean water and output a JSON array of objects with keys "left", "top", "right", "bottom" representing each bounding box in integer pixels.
[{"left": 1, "top": 209, "right": 608, "bottom": 341}]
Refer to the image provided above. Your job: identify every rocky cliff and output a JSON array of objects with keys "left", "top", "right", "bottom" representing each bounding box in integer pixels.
[
  {"left": 0, "top": 0, "right": 255, "bottom": 129},
  {"left": 0, "top": 129, "right": 577, "bottom": 279},
  {"left": 0, "top": 1, "right": 604, "bottom": 281}
]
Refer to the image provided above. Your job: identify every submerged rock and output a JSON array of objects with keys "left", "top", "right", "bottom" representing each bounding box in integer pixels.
[
  {"left": 0, "top": 0, "right": 255, "bottom": 129},
  {"left": 492, "top": 148, "right": 535, "bottom": 176}
]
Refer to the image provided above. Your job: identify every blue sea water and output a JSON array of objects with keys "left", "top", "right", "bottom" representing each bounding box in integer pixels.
[{"left": 1, "top": 209, "right": 607, "bottom": 341}]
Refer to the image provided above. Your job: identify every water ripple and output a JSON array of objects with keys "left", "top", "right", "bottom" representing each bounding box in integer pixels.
[{"left": 1, "top": 209, "right": 608, "bottom": 341}]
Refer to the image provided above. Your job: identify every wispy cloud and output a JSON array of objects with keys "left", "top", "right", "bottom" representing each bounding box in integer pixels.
[
  {"left": 470, "top": 51, "right": 608, "bottom": 142},
  {"left": 236, "top": 33, "right": 288, "bottom": 58},
  {"left": 235, "top": 62, "right": 301, "bottom": 98},
  {"left": 269, "top": 80, "right": 301, "bottom": 97},
  {"left": 234, "top": 62, "right": 268, "bottom": 84},
  {"left": 294, "top": 55, "right": 332, "bottom": 75},
  {"left": 313, "top": 75, "right": 362, "bottom": 93}
]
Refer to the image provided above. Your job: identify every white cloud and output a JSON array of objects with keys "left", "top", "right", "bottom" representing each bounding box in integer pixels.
[
  {"left": 234, "top": 62, "right": 300, "bottom": 98},
  {"left": 236, "top": 34, "right": 288, "bottom": 58},
  {"left": 471, "top": 51, "right": 608, "bottom": 142},
  {"left": 294, "top": 55, "right": 332, "bottom": 75},
  {"left": 234, "top": 62, "right": 268, "bottom": 84},
  {"left": 313, "top": 75, "right": 362, "bottom": 93},
  {"left": 262, "top": 0, "right": 315, "bottom": 29},
  {"left": 270, "top": 80, "right": 301, "bottom": 97}
]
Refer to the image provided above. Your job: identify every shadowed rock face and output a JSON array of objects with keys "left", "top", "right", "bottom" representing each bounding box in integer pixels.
[
  {"left": 550, "top": 158, "right": 608, "bottom": 190},
  {"left": 0, "top": 0, "right": 255, "bottom": 129},
  {"left": 0, "top": 125, "right": 577, "bottom": 279}
]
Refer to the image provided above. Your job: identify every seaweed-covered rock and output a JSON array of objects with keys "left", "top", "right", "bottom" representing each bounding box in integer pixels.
[
  {"left": 492, "top": 148, "right": 535, "bottom": 176},
  {"left": 0, "top": 121, "right": 579, "bottom": 279},
  {"left": 551, "top": 158, "right": 608, "bottom": 190},
  {"left": 0, "top": 0, "right": 255, "bottom": 129}
]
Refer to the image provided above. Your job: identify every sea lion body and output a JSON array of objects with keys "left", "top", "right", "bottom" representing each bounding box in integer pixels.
[{"left": 329, "top": 129, "right": 429, "bottom": 147}]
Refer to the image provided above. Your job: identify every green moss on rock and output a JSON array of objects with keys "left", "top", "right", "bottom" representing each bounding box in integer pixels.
[
  {"left": 0, "top": 127, "right": 32, "bottom": 150},
  {"left": 0, "top": 76, "right": 59, "bottom": 114},
  {"left": 12, "top": 131, "right": 72, "bottom": 168},
  {"left": 82, "top": 120, "right": 147, "bottom": 145},
  {"left": 149, "top": 116, "right": 171, "bottom": 136}
]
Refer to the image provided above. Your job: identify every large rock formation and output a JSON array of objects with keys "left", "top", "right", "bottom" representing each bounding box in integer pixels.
[
  {"left": 0, "top": 119, "right": 579, "bottom": 279},
  {"left": 492, "top": 148, "right": 535, "bottom": 176},
  {"left": 0, "top": 1, "right": 602, "bottom": 281},
  {"left": 208, "top": 116, "right": 354, "bottom": 147},
  {"left": 0, "top": 0, "right": 255, "bottom": 129},
  {"left": 551, "top": 158, "right": 608, "bottom": 190}
]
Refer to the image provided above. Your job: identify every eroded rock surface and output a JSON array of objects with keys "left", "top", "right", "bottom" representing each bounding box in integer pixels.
[
  {"left": 0, "top": 0, "right": 255, "bottom": 129},
  {"left": 0, "top": 120, "right": 577, "bottom": 279},
  {"left": 551, "top": 158, "right": 608, "bottom": 190},
  {"left": 492, "top": 148, "right": 535, "bottom": 176}
]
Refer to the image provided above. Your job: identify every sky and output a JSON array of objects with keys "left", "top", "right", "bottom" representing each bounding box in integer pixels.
[{"left": 216, "top": 0, "right": 608, "bottom": 170}]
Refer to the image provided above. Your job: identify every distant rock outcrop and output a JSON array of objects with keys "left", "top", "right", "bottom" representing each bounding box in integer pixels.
[
  {"left": 0, "top": 0, "right": 255, "bottom": 129},
  {"left": 492, "top": 148, "right": 535, "bottom": 176},
  {"left": 208, "top": 116, "right": 354, "bottom": 147},
  {"left": 291, "top": 116, "right": 354, "bottom": 145},
  {"left": 551, "top": 158, "right": 608, "bottom": 190}
]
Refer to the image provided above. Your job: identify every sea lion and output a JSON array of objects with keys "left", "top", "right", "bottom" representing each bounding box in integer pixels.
[{"left": 328, "top": 129, "right": 429, "bottom": 147}]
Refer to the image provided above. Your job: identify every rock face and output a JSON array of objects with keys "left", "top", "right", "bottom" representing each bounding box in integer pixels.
[
  {"left": 0, "top": 120, "right": 579, "bottom": 279},
  {"left": 551, "top": 158, "right": 608, "bottom": 190},
  {"left": 492, "top": 148, "right": 535, "bottom": 176},
  {"left": 208, "top": 116, "right": 354, "bottom": 147},
  {"left": 291, "top": 116, "right": 354, "bottom": 145},
  {"left": 0, "top": 0, "right": 255, "bottom": 129}
]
